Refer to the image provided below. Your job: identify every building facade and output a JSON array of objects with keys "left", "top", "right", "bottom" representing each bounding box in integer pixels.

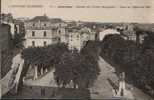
[
  {"left": 1, "top": 13, "right": 24, "bottom": 38},
  {"left": 24, "top": 15, "right": 67, "bottom": 48},
  {"left": 0, "top": 24, "right": 11, "bottom": 51},
  {"left": 122, "top": 24, "right": 136, "bottom": 41},
  {"left": 24, "top": 15, "right": 96, "bottom": 51},
  {"left": 0, "top": 23, "right": 12, "bottom": 78},
  {"left": 68, "top": 27, "right": 96, "bottom": 51}
]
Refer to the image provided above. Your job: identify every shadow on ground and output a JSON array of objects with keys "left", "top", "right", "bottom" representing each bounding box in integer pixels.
[{"left": 2, "top": 86, "right": 90, "bottom": 99}]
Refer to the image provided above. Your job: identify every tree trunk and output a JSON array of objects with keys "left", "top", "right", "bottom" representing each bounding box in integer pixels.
[
  {"left": 45, "top": 68, "right": 48, "bottom": 73},
  {"left": 41, "top": 68, "right": 43, "bottom": 75},
  {"left": 34, "top": 66, "right": 38, "bottom": 80}
]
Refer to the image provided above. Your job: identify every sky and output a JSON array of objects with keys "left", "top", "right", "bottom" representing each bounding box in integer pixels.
[{"left": 1, "top": 0, "right": 154, "bottom": 23}]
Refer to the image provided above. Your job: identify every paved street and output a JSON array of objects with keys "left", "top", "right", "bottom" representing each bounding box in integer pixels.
[
  {"left": 90, "top": 56, "right": 120, "bottom": 99},
  {"left": 90, "top": 56, "right": 153, "bottom": 100},
  {"left": 23, "top": 69, "right": 57, "bottom": 87}
]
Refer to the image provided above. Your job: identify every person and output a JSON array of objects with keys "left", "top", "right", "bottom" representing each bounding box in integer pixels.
[{"left": 118, "top": 72, "right": 125, "bottom": 96}]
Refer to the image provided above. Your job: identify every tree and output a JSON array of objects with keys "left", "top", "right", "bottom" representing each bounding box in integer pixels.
[
  {"left": 54, "top": 40, "right": 100, "bottom": 89},
  {"left": 13, "top": 32, "right": 25, "bottom": 49},
  {"left": 100, "top": 33, "right": 154, "bottom": 96},
  {"left": 54, "top": 51, "right": 78, "bottom": 88},
  {"left": 21, "top": 43, "right": 69, "bottom": 79}
]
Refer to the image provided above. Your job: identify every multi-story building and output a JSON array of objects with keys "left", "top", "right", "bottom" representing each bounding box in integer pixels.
[
  {"left": 24, "top": 15, "right": 67, "bottom": 48},
  {"left": 24, "top": 15, "right": 96, "bottom": 50},
  {"left": 122, "top": 24, "right": 136, "bottom": 41},
  {"left": 14, "top": 20, "right": 25, "bottom": 35},
  {"left": 1, "top": 13, "right": 24, "bottom": 38},
  {"left": 68, "top": 27, "right": 96, "bottom": 51},
  {"left": 67, "top": 27, "right": 82, "bottom": 51}
]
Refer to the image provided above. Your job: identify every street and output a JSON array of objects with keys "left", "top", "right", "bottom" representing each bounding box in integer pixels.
[{"left": 90, "top": 56, "right": 153, "bottom": 100}]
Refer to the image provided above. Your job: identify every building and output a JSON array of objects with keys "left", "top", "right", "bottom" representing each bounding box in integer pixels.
[
  {"left": 68, "top": 27, "right": 96, "bottom": 51},
  {"left": 1, "top": 13, "right": 23, "bottom": 38},
  {"left": 1, "top": 13, "right": 13, "bottom": 23},
  {"left": 1, "top": 13, "right": 15, "bottom": 36},
  {"left": 68, "top": 27, "right": 82, "bottom": 51},
  {"left": 24, "top": 15, "right": 67, "bottom": 48},
  {"left": 16, "top": 17, "right": 30, "bottom": 22},
  {"left": 99, "top": 28, "right": 120, "bottom": 41},
  {"left": 122, "top": 24, "right": 136, "bottom": 41},
  {"left": 24, "top": 15, "right": 96, "bottom": 50},
  {"left": 14, "top": 20, "right": 25, "bottom": 35},
  {"left": 0, "top": 24, "right": 11, "bottom": 51},
  {"left": 0, "top": 23, "right": 12, "bottom": 78}
]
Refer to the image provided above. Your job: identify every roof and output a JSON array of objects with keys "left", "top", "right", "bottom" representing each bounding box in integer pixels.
[
  {"left": 100, "top": 28, "right": 120, "bottom": 34},
  {"left": 30, "top": 16, "right": 50, "bottom": 22},
  {"left": 99, "top": 28, "right": 120, "bottom": 41},
  {"left": 67, "top": 27, "right": 81, "bottom": 32},
  {"left": 80, "top": 27, "right": 91, "bottom": 33},
  {"left": 50, "top": 18, "right": 63, "bottom": 23},
  {"left": 29, "top": 16, "right": 63, "bottom": 23}
]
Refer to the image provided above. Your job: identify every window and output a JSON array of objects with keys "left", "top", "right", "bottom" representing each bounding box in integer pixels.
[
  {"left": 58, "top": 30, "right": 61, "bottom": 34},
  {"left": 33, "top": 23, "right": 35, "bottom": 27},
  {"left": 77, "top": 35, "right": 80, "bottom": 40},
  {"left": 44, "top": 31, "right": 47, "bottom": 37},
  {"left": 44, "top": 23, "right": 46, "bottom": 27},
  {"left": 58, "top": 38, "right": 61, "bottom": 42},
  {"left": 32, "top": 41, "right": 35, "bottom": 47},
  {"left": 44, "top": 41, "right": 47, "bottom": 46},
  {"left": 32, "top": 31, "right": 35, "bottom": 36}
]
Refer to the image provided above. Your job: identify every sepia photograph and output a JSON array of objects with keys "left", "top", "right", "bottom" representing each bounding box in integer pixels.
[{"left": 0, "top": 0, "right": 154, "bottom": 99}]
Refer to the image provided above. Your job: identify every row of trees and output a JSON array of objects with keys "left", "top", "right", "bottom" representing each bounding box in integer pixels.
[
  {"left": 100, "top": 33, "right": 154, "bottom": 96},
  {"left": 22, "top": 43, "right": 69, "bottom": 79},
  {"left": 54, "top": 41, "right": 100, "bottom": 89},
  {"left": 22, "top": 42, "right": 100, "bottom": 89}
]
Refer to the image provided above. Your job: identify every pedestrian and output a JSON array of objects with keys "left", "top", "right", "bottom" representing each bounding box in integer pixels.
[{"left": 118, "top": 72, "right": 125, "bottom": 96}]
